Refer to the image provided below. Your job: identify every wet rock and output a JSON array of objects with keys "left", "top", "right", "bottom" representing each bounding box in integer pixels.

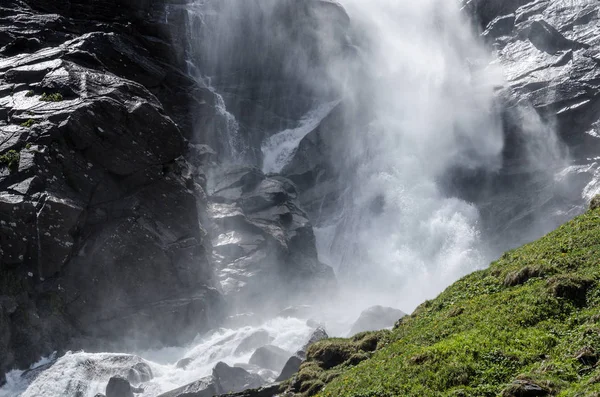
[
  {"left": 303, "top": 327, "right": 329, "bottom": 351},
  {"left": 212, "top": 362, "right": 264, "bottom": 394},
  {"left": 0, "top": 0, "right": 225, "bottom": 381},
  {"left": 502, "top": 379, "right": 549, "bottom": 397},
  {"left": 106, "top": 376, "right": 134, "bottom": 397},
  {"left": 462, "top": 0, "right": 533, "bottom": 27},
  {"left": 157, "top": 376, "right": 218, "bottom": 397},
  {"left": 249, "top": 345, "right": 291, "bottom": 372},
  {"left": 215, "top": 383, "right": 282, "bottom": 397},
  {"left": 349, "top": 306, "right": 406, "bottom": 336},
  {"left": 276, "top": 327, "right": 328, "bottom": 381},
  {"left": 20, "top": 353, "right": 149, "bottom": 397},
  {"left": 127, "top": 362, "right": 153, "bottom": 385},
  {"left": 483, "top": 14, "right": 516, "bottom": 40},
  {"left": 234, "top": 330, "right": 273, "bottom": 356},
  {"left": 275, "top": 355, "right": 303, "bottom": 382},
  {"left": 176, "top": 358, "right": 193, "bottom": 369},
  {"left": 187, "top": 0, "right": 351, "bottom": 163},
  {"left": 207, "top": 166, "right": 335, "bottom": 312},
  {"left": 526, "top": 20, "right": 582, "bottom": 54}
]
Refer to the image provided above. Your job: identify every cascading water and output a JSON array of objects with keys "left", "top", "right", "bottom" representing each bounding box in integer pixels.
[
  {"left": 1, "top": 0, "right": 580, "bottom": 396},
  {"left": 302, "top": 0, "right": 570, "bottom": 311}
]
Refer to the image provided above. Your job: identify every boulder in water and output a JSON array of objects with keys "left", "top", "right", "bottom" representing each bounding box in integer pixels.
[
  {"left": 176, "top": 358, "right": 193, "bottom": 369},
  {"left": 127, "top": 362, "right": 153, "bottom": 384},
  {"left": 249, "top": 345, "right": 291, "bottom": 372},
  {"left": 106, "top": 376, "right": 134, "bottom": 397},
  {"left": 275, "top": 355, "right": 303, "bottom": 382},
  {"left": 212, "top": 362, "right": 264, "bottom": 393},
  {"left": 156, "top": 376, "right": 218, "bottom": 397},
  {"left": 349, "top": 306, "right": 406, "bottom": 336},
  {"left": 276, "top": 326, "right": 329, "bottom": 381}
]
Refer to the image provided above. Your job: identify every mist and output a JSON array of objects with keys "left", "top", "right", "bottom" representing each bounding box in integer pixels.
[
  {"left": 184, "top": 0, "right": 572, "bottom": 314},
  {"left": 2, "top": 0, "right": 586, "bottom": 396}
]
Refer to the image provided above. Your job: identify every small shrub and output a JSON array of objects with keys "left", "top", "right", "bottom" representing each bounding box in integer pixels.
[
  {"left": 0, "top": 150, "right": 20, "bottom": 172},
  {"left": 548, "top": 275, "right": 594, "bottom": 306},
  {"left": 25, "top": 143, "right": 32, "bottom": 149},
  {"left": 40, "top": 92, "right": 63, "bottom": 102},
  {"left": 20, "top": 119, "right": 37, "bottom": 128},
  {"left": 25, "top": 90, "right": 34, "bottom": 97},
  {"left": 307, "top": 339, "right": 357, "bottom": 369},
  {"left": 591, "top": 195, "right": 600, "bottom": 211},
  {"left": 504, "top": 266, "right": 546, "bottom": 287},
  {"left": 302, "top": 380, "right": 325, "bottom": 396},
  {"left": 345, "top": 352, "right": 371, "bottom": 366}
]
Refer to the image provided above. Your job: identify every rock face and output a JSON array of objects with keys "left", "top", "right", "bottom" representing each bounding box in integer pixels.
[
  {"left": 276, "top": 327, "right": 329, "bottom": 382},
  {"left": 157, "top": 362, "right": 264, "bottom": 397},
  {"left": 248, "top": 345, "right": 291, "bottom": 373},
  {"left": 0, "top": 0, "right": 224, "bottom": 380},
  {"left": 0, "top": 0, "right": 341, "bottom": 383},
  {"left": 450, "top": 0, "right": 600, "bottom": 251},
  {"left": 207, "top": 166, "right": 335, "bottom": 312},
  {"left": 183, "top": 0, "right": 352, "bottom": 163},
  {"left": 19, "top": 353, "right": 148, "bottom": 397},
  {"left": 349, "top": 306, "right": 407, "bottom": 336},
  {"left": 212, "top": 362, "right": 264, "bottom": 394},
  {"left": 106, "top": 376, "right": 135, "bottom": 397}
]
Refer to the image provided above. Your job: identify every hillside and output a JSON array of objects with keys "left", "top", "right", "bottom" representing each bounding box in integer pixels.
[{"left": 285, "top": 198, "right": 600, "bottom": 396}]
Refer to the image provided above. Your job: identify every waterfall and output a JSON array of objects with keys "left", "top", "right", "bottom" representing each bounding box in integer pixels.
[{"left": 180, "top": 0, "right": 569, "bottom": 310}]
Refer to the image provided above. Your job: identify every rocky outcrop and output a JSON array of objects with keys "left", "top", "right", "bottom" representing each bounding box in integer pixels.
[
  {"left": 447, "top": 0, "right": 600, "bottom": 251},
  {"left": 348, "top": 306, "right": 406, "bottom": 336},
  {"left": 157, "top": 362, "right": 264, "bottom": 397},
  {"left": 19, "top": 352, "right": 149, "bottom": 397},
  {"left": 0, "top": 0, "right": 224, "bottom": 381},
  {"left": 206, "top": 166, "right": 335, "bottom": 312},
  {"left": 276, "top": 327, "right": 329, "bottom": 382},
  {"left": 248, "top": 345, "right": 291, "bottom": 373},
  {"left": 234, "top": 330, "right": 274, "bottom": 356},
  {"left": 183, "top": 0, "right": 352, "bottom": 163}
]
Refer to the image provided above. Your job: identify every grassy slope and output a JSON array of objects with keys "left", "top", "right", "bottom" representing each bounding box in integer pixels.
[{"left": 296, "top": 204, "right": 600, "bottom": 397}]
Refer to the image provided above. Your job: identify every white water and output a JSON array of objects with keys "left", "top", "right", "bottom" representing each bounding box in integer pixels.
[
  {"left": 1, "top": 0, "right": 575, "bottom": 395},
  {"left": 305, "top": 0, "right": 505, "bottom": 311},
  {"left": 261, "top": 100, "right": 340, "bottom": 174},
  {"left": 2, "top": 317, "right": 313, "bottom": 397}
]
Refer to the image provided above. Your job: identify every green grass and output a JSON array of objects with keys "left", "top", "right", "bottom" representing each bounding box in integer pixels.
[
  {"left": 40, "top": 92, "right": 63, "bottom": 102},
  {"left": 0, "top": 150, "right": 20, "bottom": 172},
  {"left": 288, "top": 201, "right": 600, "bottom": 397},
  {"left": 20, "top": 119, "right": 37, "bottom": 128}
]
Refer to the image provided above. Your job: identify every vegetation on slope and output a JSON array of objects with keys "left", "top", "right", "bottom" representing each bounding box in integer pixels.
[{"left": 291, "top": 198, "right": 600, "bottom": 397}]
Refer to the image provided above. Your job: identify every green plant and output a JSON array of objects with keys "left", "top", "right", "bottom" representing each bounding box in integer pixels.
[
  {"left": 20, "top": 119, "right": 37, "bottom": 128},
  {"left": 0, "top": 150, "right": 20, "bottom": 172},
  {"left": 304, "top": 206, "right": 600, "bottom": 397},
  {"left": 25, "top": 90, "right": 35, "bottom": 97},
  {"left": 40, "top": 92, "right": 63, "bottom": 102},
  {"left": 25, "top": 143, "right": 32, "bottom": 150}
]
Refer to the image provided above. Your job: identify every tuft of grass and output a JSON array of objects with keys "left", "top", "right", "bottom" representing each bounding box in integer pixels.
[
  {"left": 20, "top": 119, "right": 37, "bottom": 128},
  {"left": 296, "top": 197, "right": 600, "bottom": 397},
  {"left": 25, "top": 90, "right": 35, "bottom": 97},
  {"left": 40, "top": 92, "right": 63, "bottom": 102},
  {"left": 286, "top": 331, "right": 391, "bottom": 397},
  {"left": 0, "top": 150, "right": 20, "bottom": 172}
]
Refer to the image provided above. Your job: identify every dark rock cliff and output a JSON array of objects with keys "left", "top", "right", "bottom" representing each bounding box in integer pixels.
[
  {"left": 0, "top": 0, "right": 335, "bottom": 383},
  {"left": 0, "top": 0, "right": 225, "bottom": 382}
]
